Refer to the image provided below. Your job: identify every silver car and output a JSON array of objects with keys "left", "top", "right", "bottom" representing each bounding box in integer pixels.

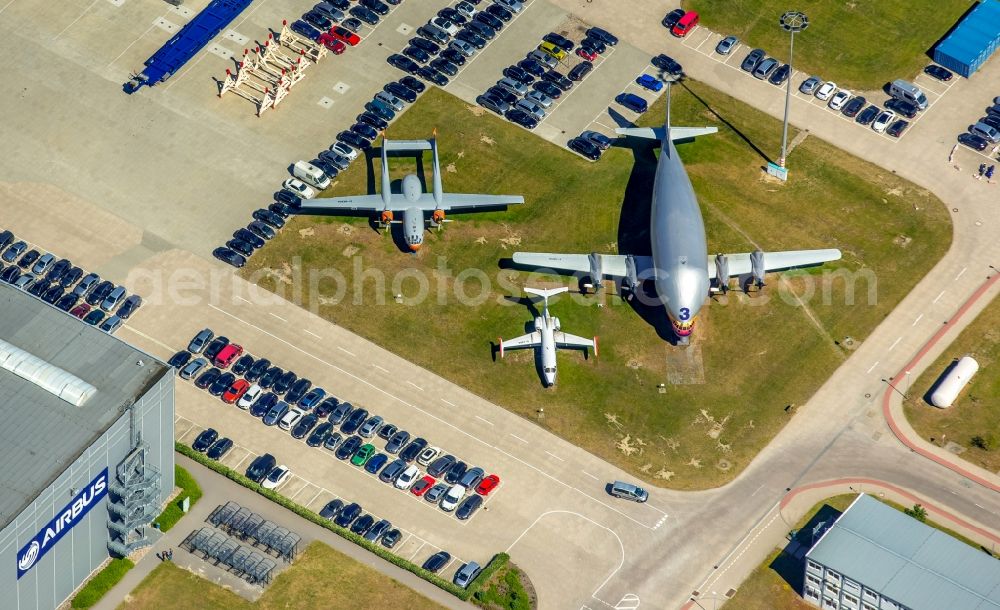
[
  {"left": 799, "top": 76, "right": 822, "bottom": 95},
  {"left": 31, "top": 253, "right": 55, "bottom": 275},
  {"left": 609, "top": 480, "right": 648, "bottom": 503},
  {"left": 99, "top": 315, "right": 123, "bottom": 334},
  {"left": 527, "top": 49, "right": 558, "bottom": 69},
  {"left": 358, "top": 415, "right": 384, "bottom": 438},
  {"left": 715, "top": 35, "right": 738, "bottom": 55},
  {"left": 313, "top": 2, "right": 345, "bottom": 22},
  {"left": 188, "top": 328, "right": 214, "bottom": 353},
  {"left": 515, "top": 98, "right": 545, "bottom": 119},
  {"left": 497, "top": 77, "right": 528, "bottom": 96},
  {"left": 449, "top": 39, "right": 476, "bottom": 58},
  {"left": 179, "top": 357, "right": 208, "bottom": 380},
  {"left": 525, "top": 89, "right": 553, "bottom": 108},
  {"left": 375, "top": 91, "right": 404, "bottom": 112}
]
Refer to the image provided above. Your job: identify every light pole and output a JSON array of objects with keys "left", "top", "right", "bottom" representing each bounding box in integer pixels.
[{"left": 778, "top": 11, "right": 809, "bottom": 169}]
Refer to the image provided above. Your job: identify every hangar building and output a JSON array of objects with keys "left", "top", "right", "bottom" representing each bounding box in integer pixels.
[{"left": 0, "top": 283, "right": 174, "bottom": 610}]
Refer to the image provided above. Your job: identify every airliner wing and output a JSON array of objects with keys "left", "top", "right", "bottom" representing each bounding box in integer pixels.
[
  {"left": 512, "top": 253, "right": 654, "bottom": 279},
  {"left": 554, "top": 332, "right": 596, "bottom": 353},
  {"left": 708, "top": 249, "right": 842, "bottom": 279},
  {"left": 418, "top": 193, "right": 524, "bottom": 212},
  {"left": 499, "top": 332, "right": 541, "bottom": 356},
  {"left": 299, "top": 195, "right": 385, "bottom": 212}
]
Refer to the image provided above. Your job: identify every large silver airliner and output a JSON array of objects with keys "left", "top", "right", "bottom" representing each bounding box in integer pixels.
[
  {"left": 513, "top": 84, "right": 841, "bottom": 339},
  {"left": 299, "top": 131, "right": 523, "bottom": 251}
]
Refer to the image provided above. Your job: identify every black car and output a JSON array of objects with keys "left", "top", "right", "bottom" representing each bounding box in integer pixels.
[
  {"left": 487, "top": 86, "right": 517, "bottom": 105},
  {"left": 855, "top": 105, "right": 880, "bottom": 125},
  {"left": 341, "top": 407, "right": 369, "bottom": 434},
  {"left": 285, "top": 378, "right": 312, "bottom": 403},
  {"left": 532, "top": 80, "right": 562, "bottom": 99},
  {"left": 587, "top": 26, "right": 618, "bottom": 46},
  {"left": 0, "top": 230, "right": 12, "bottom": 252},
  {"left": 662, "top": 8, "right": 685, "bottom": 28},
  {"left": 274, "top": 189, "right": 302, "bottom": 208},
  {"left": 385, "top": 429, "right": 411, "bottom": 454},
  {"left": 273, "top": 370, "right": 298, "bottom": 394},
  {"left": 409, "top": 36, "right": 440, "bottom": 55},
  {"left": 568, "top": 61, "right": 593, "bottom": 81},
  {"left": 311, "top": 159, "right": 339, "bottom": 181},
  {"left": 416, "top": 67, "right": 449, "bottom": 86},
  {"left": 18, "top": 249, "right": 39, "bottom": 269},
  {"left": 230, "top": 354, "right": 255, "bottom": 376},
  {"left": 543, "top": 33, "right": 574, "bottom": 52},
  {"left": 193, "top": 428, "right": 218, "bottom": 452},
  {"left": 887, "top": 119, "right": 909, "bottom": 138},
  {"left": 474, "top": 11, "right": 504, "bottom": 32},
  {"left": 46, "top": 258, "right": 71, "bottom": 283},
  {"left": 328, "top": 401, "right": 352, "bottom": 425},
  {"left": 246, "top": 454, "right": 276, "bottom": 483},
  {"left": 768, "top": 63, "right": 790, "bottom": 85},
  {"left": 210, "top": 372, "right": 236, "bottom": 396},
  {"left": 518, "top": 58, "right": 546, "bottom": 77},
  {"left": 423, "top": 551, "right": 451, "bottom": 573},
  {"left": 350, "top": 514, "right": 375, "bottom": 535},
  {"left": 379, "top": 458, "right": 406, "bottom": 483},
  {"left": 400, "top": 437, "right": 428, "bottom": 462},
  {"left": 42, "top": 284, "right": 63, "bottom": 304},
  {"left": 403, "top": 45, "right": 431, "bottom": 64},
  {"left": 28, "top": 279, "right": 50, "bottom": 298},
  {"left": 741, "top": 48, "right": 766, "bottom": 72},
  {"left": 430, "top": 57, "right": 459, "bottom": 76},
  {"left": 319, "top": 499, "right": 345, "bottom": 520},
  {"left": 203, "top": 336, "right": 229, "bottom": 361},
  {"left": 168, "top": 350, "right": 192, "bottom": 368},
  {"left": 542, "top": 70, "right": 573, "bottom": 91},
  {"left": 115, "top": 295, "right": 142, "bottom": 319},
  {"left": 349, "top": 5, "right": 379, "bottom": 25},
  {"left": 303, "top": 10, "right": 333, "bottom": 30},
  {"left": 982, "top": 114, "right": 1000, "bottom": 131},
  {"left": 307, "top": 421, "right": 333, "bottom": 446},
  {"left": 360, "top": 0, "right": 389, "bottom": 15},
  {"left": 380, "top": 528, "right": 402, "bottom": 548},
  {"left": 0, "top": 266, "right": 20, "bottom": 283},
  {"left": 366, "top": 101, "right": 395, "bottom": 121},
  {"left": 959, "top": 132, "right": 989, "bottom": 151},
  {"left": 87, "top": 281, "right": 115, "bottom": 306},
  {"left": 234, "top": 227, "right": 265, "bottom": 249},
  {"left": 377, "top": 422, "right": 398, "bottom": 440},
  {"left": 885, "top": 98, "right": 918, "bottom": 119},
  {"left": 253, "top": 209, "right": 285, "bottom": 230},
  {"left": 365, "top": 519, "right": 392, "bottom": 542},
  {"left": 314, "top": 397, "right": 338, "bottom": 419},
  {"left": 259, "top": 365, "right": 283, "bottom": 389},
  {"left": 456, "top": 494, "right": 483, "bottom": 520},
  {"left": 246, "top": 357, "right": 271, "bottom": 382},
  {"left": 440, "top": 48, "right": 467, "bottom": 66},
  {"left": 338, "top": 130, "right": 372, "bottom": 150},
  {"left": 357, "top": 111, "right": 389, "bottom": 130},
  {"left": 400, "top": 76, "right": 426, "bottom": 94},
  {"left": 466, "top": 20, "right": 495, "bottom": 40},
  {"left": 428, "top": 454, "right": 456, "bottom": 477},
  {"left": 580, "top": 36, "right": 606, "bottom": 55},
  {"left": 341, "top": 17, "right": 363, "bottom": 32},
  {"left": 351, "top": 122, "right": 380, "bottom": 140},
  {"left": 387, "top": 53, "right": 421, "bottom": 74},
  {"left": 651, "top": 53, "right": 683, "bottom": 76},
  {"left": 291, "top": 413, "right": 319, "bottom": 439},
  {"left": 842, "top": 96, "right": 866, "bottom": 118},
  {"left": 444, "top": 460, "right": 468, "bottom": 484},
  {"left": 506, "top": 108, "right": 538, "bottom": 129},
  {"left": 924, "top": 64, "right": 953, "bottom": 81},
  {"left": 250, "top": 392, "right": 277, "bottom": 417},
  {"left": 334, "top": 502, "right": 362, "bottom": 528},
  {"left": 456, "top": 29, "right": 487, "bottom": 49},
  {"left": 577, "top": 134, "right": 612, "bottom": 161},
  {"left": 504, "top": 65, "right": 535, "bottom": 85},
  {"left": 485, "top": 3, "right": 513, "bottom": 22},
  {"left": 207, "top": 437, "right": 234, "bottom": 460},
  {"left": 55, "top": 293, "right": 78, "bottom": 312},
  {"left": 248, "top": 221, "right": 275, "bottom": 240},
  {"left": 438, "top": 7, "right": 467, "bottom": 24},
  {"left": 335, "top": 435, "right": 363, "bottom": 460},
  {"left": 58, "top": 266, "right": 83, "bottom": 288}
]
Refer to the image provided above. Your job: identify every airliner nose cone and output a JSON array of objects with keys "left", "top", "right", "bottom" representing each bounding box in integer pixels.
[{"left": 543, "top": 373, "right": 555, "bottom": 386}]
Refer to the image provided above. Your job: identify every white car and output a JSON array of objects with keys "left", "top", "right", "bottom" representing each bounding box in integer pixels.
[
  {"left": 872, "top": 109, "right": 896, "bottom": 133},
  {"left": 815, "top": 81, "right": 837, "bottom": 101},
  {"left": 828, "top": 90, "right": 850, "bottom": 111},
  {"left": 430, "top": 16, "right": 458, "bottom": 36},
  {"left": 525, "top": 89, "right": 554, "bottom": 109},
  {"left": 282, "top": 178, "right": 316, "bottom": 200},
  {"left": 262, "top": 464, "right": 291, "bottom": 490},
  {"left": 395, "top": 465, "right": 421, "bottom": 489},
  {"left": 455, "top": 1, "right": 477, "bottom": 19},
  {"left": 237, "top": 384, "right": 261, "bottom": 410},
  {"left": 440, "top": 484, "right": 466, "bottom": 511},
  {"left": 278, "top": 407, "right": 303, "bottom": 431},
  {"left": 417, "top": 446, "right": 441, "bottom": 466},
  {"left": 329, "top": 141, "right": 357, "bottom": 162}
]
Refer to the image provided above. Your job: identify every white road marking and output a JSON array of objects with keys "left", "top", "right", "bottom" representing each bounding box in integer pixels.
[
  {"left": 107, "top": 20, "right": 161, "bottom": 68},
  {"left": 408, "top": 541, "right": 426, "bottom": 560},
  {"left": 509, "top": 433, "right": 528, "bottom": 444},
  {"left": 441, "top": 398, "right": 455, "bottom": 407},
  {"left": 407, "top": 380, "right": 423, "bottom": 391},
  {"left": 545, "top": 451, "right": 564, "bottom": 462},
  {"left": 54, "top": 0, "right": 101, "bottom": 39},
  {"left": 236, "top": 295, "right": 252, "bottom": 304},
  {"left": 475, "top": 415, "right": 494, "bottom": 426},
  {"left": 699, "top": 503, "right": 782, "bottom": 592},
  {"left": 268, "top": 312, "right": 287, "bottom": 322},
  {"left": 976, "top": 503, "right": 985, "bottom": 509},
  {"left": 912, "top": 313, "right": 924, "bottom": 326},
  {"left": 307, "top": 489, "right": 323, "bottom": 507},
  {"left": 933, "top": 290, "right": 946, "bottom": 304},
  {"left": 0, "top": 0, "right": 19, "bottom": 16},
  {"left": 955, "top": 266, "right": 968, "bottom": 281},
  {"left": 866, "top": 361, "right": 879, "bottom": 374},
  {"left": 120, "top": 325, "right": 176, "bottom": 352},
  {"left": 373, "top": 364, "right": 389, "bottom": 373},
  {"left": 888, "top": 337, "right": 902, "bottom": 351},
  {"left": 581, "top": 470, "right": 599, "bottom": 481},
  {"left": 305, "top": 329, "right": 321, "bottom": 339},
  {"left": 337, "top": 346, "right": 355, "bottom": 357}
]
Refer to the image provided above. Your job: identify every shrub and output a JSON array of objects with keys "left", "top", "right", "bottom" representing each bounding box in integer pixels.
[
  {"left": 904, "top": 503, "right": 928, "bottom": 522},
  {"left": 71, "top": 557, "right": 135, "bottom": 608}
]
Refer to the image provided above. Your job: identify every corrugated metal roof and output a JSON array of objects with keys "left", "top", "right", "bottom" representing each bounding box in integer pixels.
[
  {"left": 934, "top": 0, "right": 1000, "bottom": 76},
  {"left": 806, "top": 494, "right": 1000, "bottom": 610},
  {"left": 0, "top": 283, "right": 168, "bottom": 529}
]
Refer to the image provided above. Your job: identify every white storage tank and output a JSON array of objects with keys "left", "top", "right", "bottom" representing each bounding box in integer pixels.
[{"left": 930, "top": 355, "right": 979, "bottom": 408}]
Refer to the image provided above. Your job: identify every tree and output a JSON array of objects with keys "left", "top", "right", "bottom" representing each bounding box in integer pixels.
[
  {"left": 904, "top": 504, "right": 928, "bottom": 522},
  {"left": 972, "top": 435, "right": 993, "bottom": 451}
]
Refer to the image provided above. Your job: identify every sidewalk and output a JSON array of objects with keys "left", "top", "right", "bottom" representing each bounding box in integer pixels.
[{"left": 93, "top": 454, "right": 471, "bottom": 610}]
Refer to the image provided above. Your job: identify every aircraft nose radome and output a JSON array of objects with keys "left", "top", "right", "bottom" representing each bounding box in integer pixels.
[{"left": 543, "top": 374, "right": 555, "bottom": 386}]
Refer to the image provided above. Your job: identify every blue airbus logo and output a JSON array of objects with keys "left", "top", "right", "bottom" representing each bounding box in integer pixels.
[{"left": 16, "top": 468, "right": 109, "bottom": 579}]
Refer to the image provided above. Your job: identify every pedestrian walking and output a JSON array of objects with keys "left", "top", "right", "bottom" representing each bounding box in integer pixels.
[
  {"left": 979, "top": 163, "right": 986, "bottom": 178},
  {"left": 988, "top": 165, "right": 995, "bottom": 180}
]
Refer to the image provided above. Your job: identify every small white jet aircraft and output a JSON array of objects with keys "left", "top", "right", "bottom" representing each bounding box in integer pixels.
[{"left": 498, "top": 287, "right": 597, "bottom": 387}]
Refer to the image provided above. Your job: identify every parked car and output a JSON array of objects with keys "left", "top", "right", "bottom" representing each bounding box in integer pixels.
[
  {"left": 741, "top": 48, "right": 765, "bottom": 72},
  {"left": 815, "top": 81, "right": 837, "bottom": 101},
  {"left": 507, "top": 108, "right": 538, "bottom": 129},
  {"left": 459, "top": 467, "right": 485, "bottom": 489},
  {"left": 246, "top": 454, "right": 276, "bottom": 483},
  {"left": 581, "top": 130, "right": 613, "bottom": 150},
  {"left": 292, "top": 413, "right": 320, "bottom": 439},
  {"left": 828, "top": 90, "right": 850, "bottom": 111},
  {"left": 399, "top": 437, "right": 428, "bottom": 462},
  {"left": 425, "top": 482, "right": 448, "bottom": 503},
  {"left": 423, "top": 551, "right": 451, "bottom": 573},
  {"left": 379, "top": 458, "right": 407, "bottom": 483},
  {"left": 752, "top": 57, "right": 778, "bottom": 79},
  {"left": 456, "top": 494, "right": 483, "bottom": 520},
  {"left": 856, "top": 105, "right": 880, "bottom": 126},
  {"left": 179, "top": 358, "right": 208, "bottom": 381},
  {"left": 716, "top": 35, "right": 738, "bottom": 55},
  {"left": 842, "top": 96, "right": 866, "bottom": 118},
  {"left": 380, "top": 528, "right": 402, "bottom": 548},
  {"left": 768, "top": 63, "right": 790, "bottom": 85},
  {"left": 307, "top": 422, "right": 334, "bottom": 447},
  {"left": 636, "top": 74, "right": 663, "bottom": 92},
  {"left": 440, "top": 485, "right": 465, "bottom": 511},
  {"left": 444, "top": 460, "right": 467, "bottom": 484},
  {"left": 319, "top": 499, "right": 345, "bottom": 520},
  {"left": 206, "top": 438, "right": 233, "bottom": 460},
  {"left": 334, "top": 502, "right": 362, "bottom": 528},
  {"left": 924, "top": 64, "right": 953, "bottom": 81},
  {"left": 386, "top": 429, "right": 411, "bottom": 454},
  {"left": 192, "top": 428, "right": 218, "bottom": 452},
  {"left": 336, "top": 435, "right": 363, "bottom": 460},
  {"left": 569, "top": 137, "right": 601, "bottom": 161},
  {"left": 661, "top": 8, "right": 685, "bottom": 29},
  {"left": 568, "top": 61, "right": 594, "bottom": 81},
  {"left": 428, "top": 454, "right": 456, "bottom": 477},
  {"left": 476, "top": 474, "right": 500, "bottom": 495},
  {"left": 395, "top": 464, "right": 421, "bottom": 489},
  {"left": 609, "top": 480, "right": 648, "bottom": 502},
  {"left": 411, "top": 475, "right": 436, "bottom": 496},
  {"left": 885, "top": 98, "right": 918, "bottom": 119},
  {"left": 615, "top": 93, "right": 647, "bottom": 113},
  {"left": 872, "top": 110, "right": 896, "bottom": 133},
  {"left": 887, "top": 119, "right": 909, "bottom": 138},
  {"left": 364, "top": 453, "right": 389, "bottom": 474},
  {"left": 454, "top": 561, "right": 481, "bottom": 588},
  {"left": 214, "top": 247, "right": 246, "bottom": 268}
]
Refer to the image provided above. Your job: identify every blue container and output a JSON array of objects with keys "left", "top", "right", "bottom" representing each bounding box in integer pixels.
[{"left": 933, "top": 0, "right": 1000, "bottom": 78}]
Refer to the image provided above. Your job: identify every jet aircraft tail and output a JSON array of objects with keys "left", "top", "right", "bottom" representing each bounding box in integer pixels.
[
  {"left": 614, "top": 79, "right": 717, "bottom": 143},
  {"left": 524, "top": 286, "right": 569, "bottom": 312}
]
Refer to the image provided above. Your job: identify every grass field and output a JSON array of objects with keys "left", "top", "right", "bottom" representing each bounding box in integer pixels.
[
  {"left": 904, "top": 298, "right": 1000, "bottom": 472},
  {"left": 118, "top": 541, "right": 445, "bottom": 610},
  {"left": 683, "top": 0, "right": 973, "bottom": 90},
  {"left": 155, "top": 466, "right": 202, "bottom": 533},
  {"left": 243, "top": 84, "right": 949, "bottom": 489}
]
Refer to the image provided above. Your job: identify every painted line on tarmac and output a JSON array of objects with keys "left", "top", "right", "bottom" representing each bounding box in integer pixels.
[
  {"left": 337, "top": 346, "right": 355, "bottom": 357},
  {"left": 236, "top": 296, "right": 252, "bottom": 304},
  {"left": 269, "top": 312, "right": 287, "bottom": 322},
  {"left": 545, "top": 451, "right": 564, "bottom": 462},
  {"left": 441, "top": 398, "right": 455, "bottom": 407},
  {"left": 373, "top": 364, "right": 389, "bottom": 373},
  {"left": 933, "top": 290, "right": 946, "bottom": 304},
  {"left": 912, "top": 313, "right": 924, "bottom": 326},
  {"left": 699, "top": 503, "right": 782, "bottom": 593},
  {"left": 955, "top": 266, "right": 968, "bottom": 281},
  {"left": 407, "top": 380, "right": 423, "bottom": 391},
  {"left": 120, "top": 325, "right": 176, "bottom": 353},
  {"left": 888, "top": 337, "right": 902, "bottom": 351},
  {"left": 866, "top": 361, "right": 879, "bottom": 374},
  {"left": 509, "top": 433, "right": 528, "bottom": 444},
  {"left": 305, "top": 329, "right": 321, "bottom": 339},
  {"left": 475, "top": 415, "right": 494, "bottom": 426},
  {"left": 581, "top": 470, "right": 598, "bottom": 481}
]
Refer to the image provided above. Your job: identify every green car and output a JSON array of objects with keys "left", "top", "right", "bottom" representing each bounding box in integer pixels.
[{"left": 351, "top": 443, "right": 376, "bottom": 466}]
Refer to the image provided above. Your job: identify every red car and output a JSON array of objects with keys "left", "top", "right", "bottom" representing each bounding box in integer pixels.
[
  {"left": 318, "top": 34, "right": 347, "bottom": 54},
  {"left": 70, "top": 303, "right": 91, "bottom": 319},
  {"left": 475, "top": 474, "right": 500, "bottom": 496},
  {"left": 576, "top": 47, "right": 597, "bottom": 62},
  {"left": 411, "top": 475, "right": 436, "bottom": 496},
  {"left": 222, "top": 378, "right": 250, "bottom": 404},
  {"left": 329, "top": 26, "right": 361, "bottom": 46},
  {"left": 213, "top": 343, "right": 243, "bottom": 368}
]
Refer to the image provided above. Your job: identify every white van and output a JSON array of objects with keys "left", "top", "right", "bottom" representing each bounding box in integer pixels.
[
  {"left": 292, "top": 160, "right": 331, "bottom": 190},
  {"left": 888, "top": 79, "right": 928, "bottom": 111}
]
